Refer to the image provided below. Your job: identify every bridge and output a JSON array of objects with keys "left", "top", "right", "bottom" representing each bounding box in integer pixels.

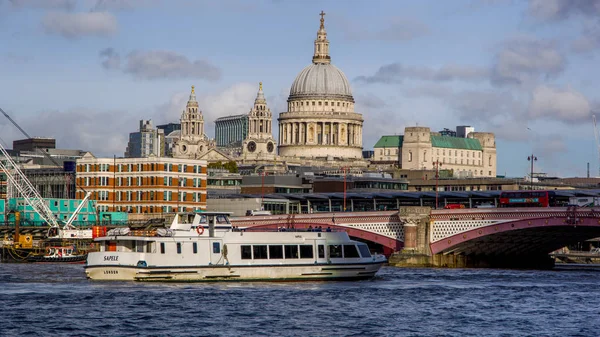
[{"left": 231, "top": 206, "right": 600, "bottom": 268}]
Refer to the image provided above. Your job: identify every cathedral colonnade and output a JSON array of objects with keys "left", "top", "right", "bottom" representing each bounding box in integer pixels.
[{"left": 278, "top": 121, "right": 362, "bottom": 146}]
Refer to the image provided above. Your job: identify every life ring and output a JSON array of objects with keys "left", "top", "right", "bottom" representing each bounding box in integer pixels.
[{"left": 196, "top": 226, "right": 204, "bottom": 235}]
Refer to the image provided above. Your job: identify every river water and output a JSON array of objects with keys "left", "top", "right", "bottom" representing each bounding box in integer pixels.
[{"left": 0, "top": 264, "right": 598, "bottom": 336}]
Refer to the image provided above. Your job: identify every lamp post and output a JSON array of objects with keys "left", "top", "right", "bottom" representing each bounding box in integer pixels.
[
  {"left": 261, "top": 171, "right": 265, "bottom": 210},
  {"left": 343, "top": 167, "right": 347, "bottom": 212},
  {"left": 433, "top": 160, "right": 442, "bottom": 209},
  {"left": 528, "top": 154, "right": 537, "bottom": 190}
]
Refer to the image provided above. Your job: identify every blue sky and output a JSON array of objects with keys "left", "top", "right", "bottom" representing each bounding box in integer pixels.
[{"left": 1, "top": 0, "right": 599, "bottom": 177}]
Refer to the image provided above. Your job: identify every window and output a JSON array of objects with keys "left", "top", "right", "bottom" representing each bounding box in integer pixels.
[
  {"left": 193, "top": 242, "right": 197, "bottom": 254},
  {"left": 269, "top": 245, "right": 283, "bottom": 259},
  {"left": 343, "top": 245, "right": 360, "bottom": 258},
  {"left": 213, "top": 242, "right": 220, "bottom": 254},
  {"left": 241, "top": 245, "right": 252, "bottom": 259},
  {"left": 160, "top": 242, "right": 165, "bottom": 254},
  {"left": 177, "top": 243, "right": 182, "bottom": 254},
  {"left": 299, "top": 245, "right": 313, "bottom": 259},
  {"left": 284, "top": 245, "right": 299, "bottom": 259},
  {"left": 329, "top": 245, "right": 342, "bottom": 258},
  {"left": 318, "top": 245, "right": 325, "bottom": 258},
  {"left": 253, "top": 245, "right": 268, "bottom": 259},
  {"left": 358, "top": 245, "right": 371, "bottom": 258}
]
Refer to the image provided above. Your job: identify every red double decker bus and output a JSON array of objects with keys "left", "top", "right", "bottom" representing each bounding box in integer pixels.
[{"left": 499, "top": 191, "right": 556, "bottom": 207}]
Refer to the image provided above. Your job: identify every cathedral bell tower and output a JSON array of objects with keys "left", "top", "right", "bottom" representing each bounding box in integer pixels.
[
  {"left": 243, "top": 82, "right": 276, "bottom": 160},
  {"left": 173, "top": 85, "right": 213, "bottom": 159}
]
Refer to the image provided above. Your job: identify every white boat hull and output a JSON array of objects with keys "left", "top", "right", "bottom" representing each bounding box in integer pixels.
[{"left": 85, "top": 261, "right": 385, "bottom": 282}]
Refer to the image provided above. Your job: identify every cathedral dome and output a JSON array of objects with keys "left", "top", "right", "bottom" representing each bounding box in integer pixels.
[{"left": 289, "top": 63, "right": 353, "bottom": 100}]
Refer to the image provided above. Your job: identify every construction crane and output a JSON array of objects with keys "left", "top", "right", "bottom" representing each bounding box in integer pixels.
[
  {"left": 593, "top": 115, "right": 600, "bottom": 177},
  {"left": 0, "top": 107, "right": 64, "bottom": 168},
  {"left": 0, "top": 106, "right": 92, "bottom": 238},
  {"left": 0, "top": 141, "right": 60, "bottom": 228}
]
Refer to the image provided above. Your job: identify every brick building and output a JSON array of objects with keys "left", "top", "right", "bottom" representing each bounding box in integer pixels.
[{"left": 76, "top": 153, "right": 207, "bottom": 214}]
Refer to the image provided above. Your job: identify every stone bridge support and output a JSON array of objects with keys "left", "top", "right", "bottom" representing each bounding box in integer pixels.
[{"left": 388, "top": 206, "right": 434, "bottom": 267}]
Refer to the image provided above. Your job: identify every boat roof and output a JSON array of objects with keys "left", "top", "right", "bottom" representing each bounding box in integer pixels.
[{"left": 179, "top": 211, "right": 232, "bottom": 216}]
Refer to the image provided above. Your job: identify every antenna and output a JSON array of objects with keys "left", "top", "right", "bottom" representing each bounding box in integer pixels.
[{"left": 593, "top": 115, "right": 600, "bottom": 177}]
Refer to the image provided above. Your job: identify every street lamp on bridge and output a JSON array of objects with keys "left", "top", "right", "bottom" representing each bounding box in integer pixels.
[
  {"left": 528, "top": 154, "right": 537, "bottom": 190},
  {"left": 433, "top": 160, "right": 442, "bottom": 209}
]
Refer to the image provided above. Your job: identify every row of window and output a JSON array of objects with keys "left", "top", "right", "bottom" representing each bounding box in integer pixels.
[
  {"left": 79, "top": 163, "right": 205, "bottom": 173},
  {"left": 135, "top": 242, "right": 369, "bottom": 260},
  {"left": 79, "top": 176, "right": 205, "bottom": 187},
  {"left": 291, "top": 100, "right": 352, "bottom": 108},
  {"left": 240, "top": 244, "right": 368, "bottom": 260}
]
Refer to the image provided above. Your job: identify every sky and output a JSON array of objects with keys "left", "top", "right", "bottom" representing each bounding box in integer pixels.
[{"left": 0, "top": 0, "right": 599, "bottom": 178}]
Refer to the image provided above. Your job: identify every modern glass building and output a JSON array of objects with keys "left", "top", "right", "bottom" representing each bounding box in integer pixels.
[{"left": 214, "top": 114, "right": 248, "bottom": 147}]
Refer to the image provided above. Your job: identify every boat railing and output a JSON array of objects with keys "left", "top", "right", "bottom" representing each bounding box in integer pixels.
[{"left": 240, "top": 227, "right": 341, "bottom": 233}]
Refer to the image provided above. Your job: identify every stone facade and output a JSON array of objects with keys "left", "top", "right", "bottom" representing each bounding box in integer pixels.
[
  {"left": 172, "top": 86, "right": 215, "bottom": 159},
  {"left": 242, "top": 83, "right": 277, "bottom": 161},
  {"left": 401, "top": 127, "right": 496, "bottom": 178},
  {"left": 374, "top": 126, "right": 497, "bottom": 178},
  {"left": 278, "top": 11, "right": 364, "bottom": 160}
]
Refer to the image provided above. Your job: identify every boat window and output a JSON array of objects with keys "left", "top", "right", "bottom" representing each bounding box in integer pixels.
[
  {"left": 241, "top": 245, "right": 252, "bottom": 259},
  {"left": 136, "top": 241, "right": 144, "bottom": 253},
  {"left": 199, "top": 215, "right": 207, "bottom": 224},
  {"left": 160, "top": 242, "right": 165, "bottom": 254},
  {"left": 299, "top": 245, "right": 313, "bottom": 259},
  {"left": 148, "top": 242, "right": 156, "bottom": 253},
  {"left": 253, "top": 245, "right": 268, "bottom": 259},
  {"left": 284, "top": 245, "right": 298, "bottom": 259},
  {"left": 216, "top": 215, "right": 230, "bottom": 224},
  {"left": 177, "top": 243, "right": 182, "bottom": 254},
  {"left": 193, "top": 242, "right": 198, "bottom": 254},
  {"left": 318, "top": 245, "right": 325, "bottom": 258},
  {"left": 213, "top": 242, "right": 220, "bottom": 254},
  {"left": 329, "top": 245, "right": 342, "bottom": 258},
  {"left": 343, "top": 245, "right": 360, "bottom": 258},
  {"left": 269, "top": 245, "right": 283, "bottom": 259},
  {"left": 358, "top": 245, "right": 371, "bottom": 258}
]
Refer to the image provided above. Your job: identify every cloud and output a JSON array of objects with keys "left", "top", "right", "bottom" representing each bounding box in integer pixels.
[
  {"left": 8, "top": 0, "right": 75, "bottom": 10},
  {"left": 342, "top": 16, "right": 429, "bottom": 42},
  {"left": 3, "top": 52, "right": 32, "bottom": 64},
  {"left": 449, "top": 90, "right": 519, "bottom": 122},
  {"left": 527, "top": 85, "right": 591, "bottom": 123},
  {"left": 532, "top": 133, "right": 568, "bottom": 159},
  {"left": 491, "top": 36, "right": 565, "bottom": 86},
  {"left": 0, "top": 108, "right": 135, "bottom": 156},
  {"left": 156, "top": 83, "right": 259, "bottom": 137},
  {"left": 355, "top": 93, "right": 387, "bottom": 109},
  {"left": 124, "top": 50, "right": 221, "bottom": 81},
  {"left": 355, "top": 63, "right": 489, "bottom": 84},
  {"left": 528, "top": 0, "right": 600, "bottom": 21},
  {"left": 42, "top": 11, "right": 117, "bottom": 39},
  {"left": 571, "top": 20, "right": 600, "bottom": 53},
  {"left": 99, "top": 47, "right": 120, "bottom": 70},
  {"left": 90, "top": 0, "right": 155, "bottom": 11}
]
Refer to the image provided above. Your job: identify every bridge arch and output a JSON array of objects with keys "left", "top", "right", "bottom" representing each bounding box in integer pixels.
[{"left": 431, "top": 216, "right": 600, "bottom": 256}]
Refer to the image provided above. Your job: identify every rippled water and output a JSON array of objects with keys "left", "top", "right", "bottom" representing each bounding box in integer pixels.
[{"left": 0, "top": 264, "right": 599, "bottom": 336}]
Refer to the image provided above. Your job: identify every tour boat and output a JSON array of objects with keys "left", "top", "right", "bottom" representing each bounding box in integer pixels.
[{"left": 85, "top": 212, "right": 386, "bottom": 282}]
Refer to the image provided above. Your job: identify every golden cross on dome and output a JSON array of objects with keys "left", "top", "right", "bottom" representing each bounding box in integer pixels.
[
  {"left": 320, "top": 10, "right": 326, "bottom": 21},
  {"left": 259, "top": 82, "right": 263, "bottom": 91},
  {"left": 191, "top": 85, "right": 195, "bottom": 93}
]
